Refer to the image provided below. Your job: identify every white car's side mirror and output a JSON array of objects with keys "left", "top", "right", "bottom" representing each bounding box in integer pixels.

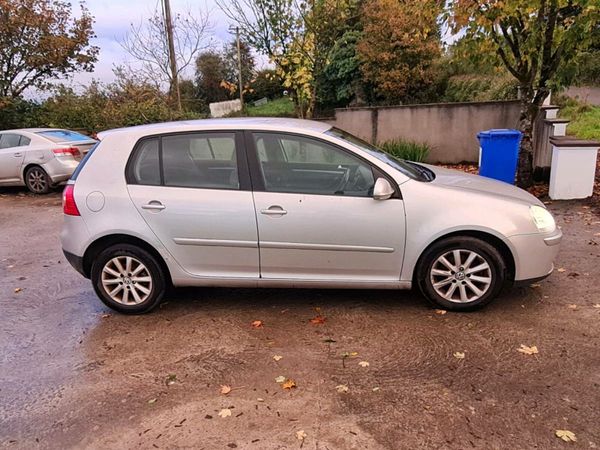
[{"left": 373, "top": 178, "right": 394, "bottom": 200}]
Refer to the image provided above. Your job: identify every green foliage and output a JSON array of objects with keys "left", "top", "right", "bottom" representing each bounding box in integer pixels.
[
  {"left": 245, "top": 97, "right": 295, "bottom": 117},
  {"left": 442, "top": 74, "right": 518, "bottom": 102},
  {"left": 557, "top": 96, "right": 600, "bottom": 140},
  {"left": 0, "top": 97, "right": 41, "bottom": 129},
  {"left": 377, "top": 139, "right": 430, "bottom": 162},
  {"left": 195, "top": 51, "right": 230, "bottom": 108},
  {"left": 319, "top": 30, "right": 364, "bottom": 107},
  {"left": 247, "top": 69, "right": 284, "bottom": 102}
]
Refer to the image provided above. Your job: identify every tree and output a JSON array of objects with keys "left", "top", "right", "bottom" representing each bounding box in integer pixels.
[
  {"left": 120, "top": 6, "right": 211, "bottom": 106},
  {"left": 0, "top": 0, "right": 98, "bottom": 98},
  {"left": 195, "top": 51, "right": 230, "bottom": 106},
  {"left": 446, "top": 0, "right": 599, "bottom": 187},
  {"left": 217, "top": 0, "right": 358, "bottom": 118},
  {"left": 223, "top": 39, "right": 256, "bottom": 93},
  {"left": 357, "top": 0, "right": 443, "bottom": 105}
]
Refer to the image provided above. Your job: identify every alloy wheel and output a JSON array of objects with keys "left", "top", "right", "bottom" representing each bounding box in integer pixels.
[
  {"left": 27, "top": 168, "right": 48, "bottom": 193},
  {"left": 430, "top": 249, "right": 492, "bottom": 303},
  {"left": 100, "top": 256, "right": 153, "bottom": 305}
]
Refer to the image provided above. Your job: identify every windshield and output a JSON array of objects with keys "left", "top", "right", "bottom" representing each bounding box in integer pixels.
[
  {"left": 37, "top": 130, "right": 93, "bottom": 143},
  {"left": 325, "top": 127, "right": 434, "bottom": 182}
]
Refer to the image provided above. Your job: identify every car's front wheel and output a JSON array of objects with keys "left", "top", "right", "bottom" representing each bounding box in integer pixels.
[
  {"left": 416, "top": 236, "right": 506, "bottom": 311},
  {"left": 91, "top": 244, "right": 166, "bottom": 314}
]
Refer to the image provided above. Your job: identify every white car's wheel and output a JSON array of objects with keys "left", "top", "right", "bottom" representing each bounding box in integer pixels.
[
  {"left": 91, "top": 244, "right": 166, "bottom": 314},
  {"left": 417, "top": 236, "right": 506, "bottom": 311},
  {"left": 25, "top": 166, "right": 51, "bottom": 194}
]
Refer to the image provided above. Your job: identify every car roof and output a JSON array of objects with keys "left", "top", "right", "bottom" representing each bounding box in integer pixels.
[{"left": 97, "top": 118, "right": 332, "bottom": 139}]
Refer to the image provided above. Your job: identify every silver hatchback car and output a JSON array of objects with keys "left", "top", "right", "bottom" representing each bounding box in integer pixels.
[{"left": 61, "top": 118, "right": 561, "bottom": 313}]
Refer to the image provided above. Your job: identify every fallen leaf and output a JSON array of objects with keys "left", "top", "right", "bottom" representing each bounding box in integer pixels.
[
  {"left": 220, "top": 385, "right": 232, "bottom": 395},
  {"left": 218, "top": 408, "right": 232, "bottom": 418},
  {"left": 517, "top": 344, "right": 539, "bottom": 355},
  {"left": 165, "top": 374, "right": 177, "bottom": 386},
  {"left": 530, "top": 283, "right": 541, "bottom": 288},
  {"left": 435, "top": 309, "right": 447, "bottom": 315},
  {"left": 372, "top": 387, "right": 380, "bottom": 392},
  {"left": 148, "top": 398, "right": 157, "bottom": 404},
  {"left": 568, "top": 304, "right": 577, "bottom": 310},
  {"left": 335, "top": 384, "right": 349, "bottom": 393},
  {"left": 273, "top": 355, "right": 283, "bottom": 362},
  {"left": 555, "top": 430, "right": 577, "bottom": 442},
  {"left": 358, "top": 361, "right": 370, "bottom": 367},
  {"left": 593, "top": 304, "right": 600, "bottom": 308},
  {"left": 453, "top": 351, "right": 465, "bottom": 359},
  {"left": 296, "top": 430, "right": 307, "bottom": 441},
  {"left": 309, "top": 315, "right": 327, "bottom": 325},
  {"left": 101, "top": 313, "right": 111, "bottom": 318},
  {"left": 257, "top": 398, "right": 264, "bottom": 402},
  {"left": 275, "top": 376, "right": 286, "bottom": 383},
  {"left": 282, "top": 379, "right": 296, "bottom": 390},
  {"left": 557, "top": 268, "right": 566, "bottom": 273},
  {"left": 251, "top": 320, "right": 263, "bottom": 328},
  {"left": 14, "top": 287, "right": 22, "bottom": 293},
  {"left": 323, "top": 338, "right": 336, "bottom": 343}
]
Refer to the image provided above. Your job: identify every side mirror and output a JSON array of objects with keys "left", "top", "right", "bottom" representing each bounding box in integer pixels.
[{"left": 373, "top": 178, "right": 394, "bottom": 200}]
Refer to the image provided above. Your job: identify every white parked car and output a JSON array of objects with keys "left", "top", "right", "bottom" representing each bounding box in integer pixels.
[
  {"left": 61, "top": 118, "right": 561, "bottom": 314},
  {"left": 0, "top": 128, "right": 97, "bottom": 194}
]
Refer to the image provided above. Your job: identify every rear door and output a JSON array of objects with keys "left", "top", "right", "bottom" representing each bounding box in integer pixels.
[
  {"left": 0, "top": 133, "right": 27, "bottom": 182},
  {"left": 126, "top": 131, "right": 259, "bottom": 278},
  {"left": 248, "top": 131, "right": 406, "bottom": 281}
]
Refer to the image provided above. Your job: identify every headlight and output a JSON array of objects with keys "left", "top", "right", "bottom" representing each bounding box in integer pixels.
[{"left": 530, "top": 205, "right": 556, "bottom": 233}]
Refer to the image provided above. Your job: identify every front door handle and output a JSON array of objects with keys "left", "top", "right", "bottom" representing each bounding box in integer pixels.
[
  {"left": 142, "top": 201, "right": 166, "bottom": 211},
  {"left": 261, "top": 206, "right": 287, "bottom": 216}
]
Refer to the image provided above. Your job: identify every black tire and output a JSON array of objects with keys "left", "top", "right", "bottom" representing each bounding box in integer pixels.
[
  {"left": 91, "top": 244, "right": 166, "bottom": 314},
  {"left": 24, "top": 166, "right": 51, "bottom": 194},
  {"left": 416, "top": 236, "right": 506, "bottom": 311}
]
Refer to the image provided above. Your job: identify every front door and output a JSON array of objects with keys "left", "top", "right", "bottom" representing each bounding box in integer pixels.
[
  {"left": 249, "top": 132, "right": 406, "bottom": 281},
  {"left": 0, "top": 133, "right": 26, "bottom": 183},
  {"left": 127, "top": 131, "right": 259, "bottom": 278}
]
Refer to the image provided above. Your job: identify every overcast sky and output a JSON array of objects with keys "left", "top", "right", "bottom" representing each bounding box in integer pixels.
[{"left": 69, "top": 0, "right": 246, "bottom": 88}]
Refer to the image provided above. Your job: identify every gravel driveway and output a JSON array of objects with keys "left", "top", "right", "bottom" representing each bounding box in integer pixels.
[{"left": 1, "top": 188, "right": 599, "bottom": 449}]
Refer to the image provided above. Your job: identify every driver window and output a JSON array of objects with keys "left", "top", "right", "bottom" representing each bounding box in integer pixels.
[{"left": 253, "top": 133, "right": 375, "bottom": 197}]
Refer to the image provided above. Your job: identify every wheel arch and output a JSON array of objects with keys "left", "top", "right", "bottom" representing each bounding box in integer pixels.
[
  {"left": 412, "top": 230, "right": 516, "bottom": 283},
  {"left": 82, "top": 233, "right": 172, "bottom": 285}
]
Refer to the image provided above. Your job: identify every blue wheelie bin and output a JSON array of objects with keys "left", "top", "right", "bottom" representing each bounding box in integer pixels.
[{"left": 477, "top": 129, "right": 522, "bottom": 184}]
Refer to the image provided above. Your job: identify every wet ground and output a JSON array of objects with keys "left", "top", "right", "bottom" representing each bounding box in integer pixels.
[{"left": 1, "top": 188, "right": 599, "bottom": 449}]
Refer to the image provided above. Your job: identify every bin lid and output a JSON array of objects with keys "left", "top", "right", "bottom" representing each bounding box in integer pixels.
[{"left": 477, "top": 129, "right": 522, "bottom": 139}]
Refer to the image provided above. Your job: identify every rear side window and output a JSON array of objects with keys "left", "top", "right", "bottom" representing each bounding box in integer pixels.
[
  {"left": 132, "top": 139, "right": 160, "bottom": 186},
  {"left": 19, "top": 136, "right": 31, "bottom": 146},
  {"left": 37, "top": 130, "right": 91, "bottom": 143},
  {"left": 128, "top": 132, "right": 240, "bottom": 190}
]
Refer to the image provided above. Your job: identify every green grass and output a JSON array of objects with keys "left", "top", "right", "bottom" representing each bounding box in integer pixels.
[
  {"left": 246, "top": 97, "right": 296, "bottom": 117},
  {"left": 376, "top": 139, "right": 431, "bottom": 162},
  {"left": 558, "top": 98, "right": 600, "bottom": 141}
]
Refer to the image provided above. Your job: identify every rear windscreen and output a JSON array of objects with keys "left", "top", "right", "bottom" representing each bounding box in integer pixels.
[
  {"left": 37, "top": 130, "right": 92, "bottom": 143},
  {"left": 70, "top": 143, "right": 99, "bottom": 181}
]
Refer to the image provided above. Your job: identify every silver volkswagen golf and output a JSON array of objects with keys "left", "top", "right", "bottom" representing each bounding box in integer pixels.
[{"left": 61, "top": 118, "right": 562, "bottom": 314}]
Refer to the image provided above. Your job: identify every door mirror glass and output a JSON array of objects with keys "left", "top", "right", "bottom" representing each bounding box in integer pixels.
[{"left": 373, "top": 178, "right": 394, "bottom": 200}]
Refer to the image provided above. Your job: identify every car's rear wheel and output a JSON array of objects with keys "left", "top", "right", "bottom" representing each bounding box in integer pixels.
[
  {"left": 91, "top": 244, "right": 166, "bottom": 314},
  {"left": 25, "top": 166, "right": 51, "bottom": 194},
  {"left": 416, "top": 236, "right": 506, "bottom": 311}
]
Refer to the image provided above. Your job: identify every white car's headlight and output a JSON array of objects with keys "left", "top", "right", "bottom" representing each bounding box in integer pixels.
[{"left": 530, "top": 205, "right": 556, "bottom": 233}]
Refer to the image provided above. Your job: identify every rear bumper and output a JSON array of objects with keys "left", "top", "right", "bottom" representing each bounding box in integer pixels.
[
  {"left": 63, "top": 250, "right": 87, "bottom": 277},
  {"left": 508, "top": 228, "right": 562, "bottom": 281},
  {"left": 43, "top": 158, "right": 78, "bottom": 184}
]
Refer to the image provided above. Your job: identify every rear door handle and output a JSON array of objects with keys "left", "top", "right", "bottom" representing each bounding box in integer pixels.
[
  {"left": 261, "top": 206, "right": 287, "bottom": 216},
  {"left": 142, "top": 201, "right": 166, "bottom": 211},
  {"left": 13, "top": 152, "right": 22, "bottom": 157}
]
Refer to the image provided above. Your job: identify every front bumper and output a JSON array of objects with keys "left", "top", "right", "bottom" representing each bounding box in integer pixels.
[
  {"left": 508, "top": 228, "right": 562, "bottom": 283},
  {"left": 508, "top": 228, "right": 562, "bottom": 281}
]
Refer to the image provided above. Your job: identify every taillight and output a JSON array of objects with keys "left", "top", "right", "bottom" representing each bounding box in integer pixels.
[
  {"left": 53, "top": 147, "right": 81, "bottom": 157},
  {"left": 62, "top": 184, "right": 80, "bottom": 216}
]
